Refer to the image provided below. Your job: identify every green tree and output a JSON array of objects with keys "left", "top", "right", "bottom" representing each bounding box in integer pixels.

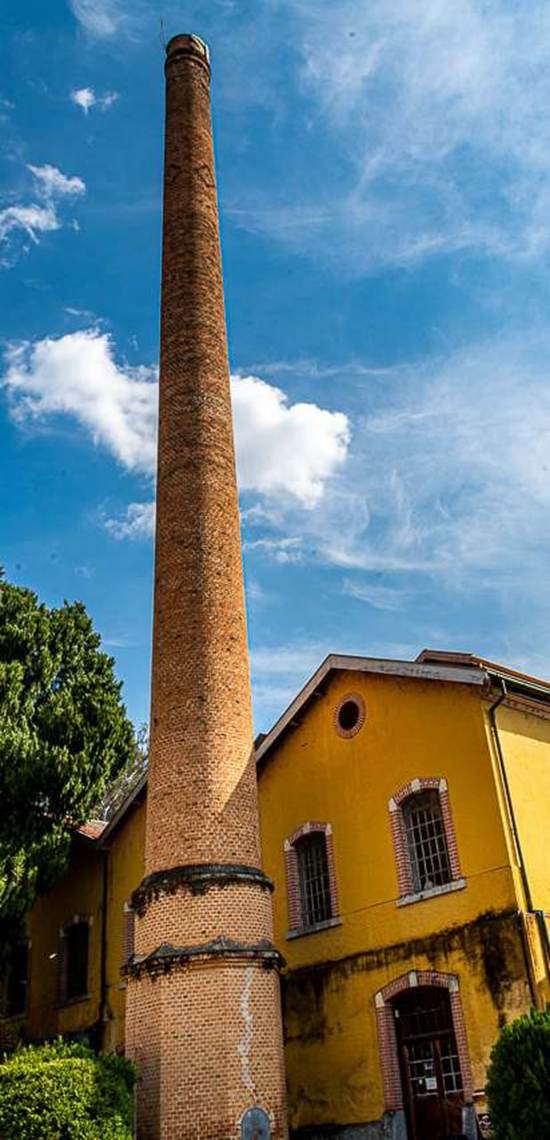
[
  {"left": 486, "top": 1007, "right": 550, "bottom": 1139},
  {"left": 0, "top": 1039, "right": 135, "bottom": 1138},
  {"left": 0, "top": 574, "right": 135, "bottom": 951}
]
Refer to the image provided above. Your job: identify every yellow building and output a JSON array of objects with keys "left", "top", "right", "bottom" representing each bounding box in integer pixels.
[{"left": 2, "top": 650, "right": 549, "bottom": 1140}]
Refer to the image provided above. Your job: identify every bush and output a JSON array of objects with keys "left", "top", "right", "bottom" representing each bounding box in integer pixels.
[
  {"left": 486, "top": 1007, "right": 550, "bottom": 1139},
  {"left": 0, "top": 1039, "right": 136, "bottom": 1139}
]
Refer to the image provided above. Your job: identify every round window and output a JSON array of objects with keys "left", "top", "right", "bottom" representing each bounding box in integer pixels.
[{"left": 335, "top": 693, "right": 365, "bottom": 738}]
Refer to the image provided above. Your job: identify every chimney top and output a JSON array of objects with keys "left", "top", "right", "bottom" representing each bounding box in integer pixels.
[{"left": 165, "top": 33, "right": 210, "bottom": 70}]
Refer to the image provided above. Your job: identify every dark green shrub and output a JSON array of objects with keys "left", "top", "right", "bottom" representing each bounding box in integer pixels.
[
  {"left": 0, "top": 1039, "right": 136, "bottom": 1139},
  {"left": 486, "top": 1007, "right": 550, "bottom": 1139}
]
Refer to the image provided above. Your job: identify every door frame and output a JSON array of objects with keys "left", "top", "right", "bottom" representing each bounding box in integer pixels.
[
  {"left": 375, "top": 970, "right": 473, "bottom": 1129},
  {"left": 395, "top": 986, "right": 464, "bottom": 1140}
]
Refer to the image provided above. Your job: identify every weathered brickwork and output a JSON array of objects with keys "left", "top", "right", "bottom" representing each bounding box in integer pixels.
[
  {"left": 127, "top": 964, "right": 287, "bottom": 1140},
  {"left": 146, "top": 34, "right": 259, "bottom": 873},
  {"left": 137, "top": 883, "right": 275, "bottom": 951},
  {"left": 125, "top": 32, "right": 287, "bottom": 1138}
]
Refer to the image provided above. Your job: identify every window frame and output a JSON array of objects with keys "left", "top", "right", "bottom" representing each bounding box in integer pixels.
[
  {"left": 284, "top": 822, "right": 340, "bottom": 938},
  {"left": 1, "top": 938, "right": 30, "bottom": 1021},
  {"left": 389, "top": 778, "right": 464, "bottom": 906},
  {"left": 57, "top": 914, "right": 92, "bottom": 1006},
  {"left": 122, "top": 901, "right": 135, "bottom": 966}
]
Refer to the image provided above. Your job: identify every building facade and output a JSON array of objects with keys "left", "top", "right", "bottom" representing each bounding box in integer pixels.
[{"left": 2, "top": 650, "right": 549, "bottom": 1140}]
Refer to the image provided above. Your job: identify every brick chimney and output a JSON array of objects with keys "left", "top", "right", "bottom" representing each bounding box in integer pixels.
[{"left": 124, "top": 34, "right": 287, "bottom": 1140}]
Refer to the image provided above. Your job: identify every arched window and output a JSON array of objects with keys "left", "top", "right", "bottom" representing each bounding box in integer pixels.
[
  {"left": 284, "top": 822, "right": 340, "bottom": 936},
  {"left": 389, "top": 778, "right": 463, "bottom": 903},
  {"left": 402, "top": 789, "right": 451, "bottom": 893},
  {"left": 296, "top": 831, "right": 331, "bottom": 927}
]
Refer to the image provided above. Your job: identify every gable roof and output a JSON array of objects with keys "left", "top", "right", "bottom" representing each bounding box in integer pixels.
[
  {"left": 77, "top": 819, "right": 108, "bottom": 841},
  {"left": 255, "top": 652, "right": 484, "bottom": 766},
  {"left": 256, "top": 649, "right": 550, "bottom": 766},
  {"left": 98, "top": 771, "right": 147, "bottom": 847},
  {"left": 86, "top": 648, "right": 550, "bottom": 838}
]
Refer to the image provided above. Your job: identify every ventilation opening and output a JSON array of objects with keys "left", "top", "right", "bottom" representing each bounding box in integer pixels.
[
  {"left": 335, "top": 695, "right": 365, "bottom": 737},
  {"left": 338, "top": 700, "right": 360, "bottom": 731}
]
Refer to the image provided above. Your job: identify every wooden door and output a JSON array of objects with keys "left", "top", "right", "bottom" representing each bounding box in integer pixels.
[{"left": 394, "top": 987, "right": 464, "bottom": 1140}]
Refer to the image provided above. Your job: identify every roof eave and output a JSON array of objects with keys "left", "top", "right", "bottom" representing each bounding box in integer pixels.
[
  {"left": 98, "top": 772, "right": 148, "bottom": 847},
  {"left": 255, "top": 653, "right": 489, "bottom": 767}
]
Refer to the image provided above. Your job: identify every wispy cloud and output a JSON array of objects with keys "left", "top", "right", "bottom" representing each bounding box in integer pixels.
[
  {"left": 0, "top": 204, "right": 58, "bottom": 247},
  {"left": 235, "top": 0, "right": 550, "bottom": 273},
  {"left": 106, "top": 501, "right": 155, "bottom": 541},
  {"left": 70, "top": 87, "right": 118, "bottom": 114},
  {"left": 343, "top": 577, "right": 407, "bottom": 611},
  {"left": 68, "top": 0, "right": 128, "bottom": 38},
  {"left": 0, "top": 164, "right": 85, "bottom": 267},
  {"left": 241, "top": 330, "right": 550, "bottom": 619},
  {"left": 244, "top": 536, "right": 303, "bottom": 564},
  {"left": 249, "top": 636, "right": 419, "bottom": 729},
  {"left": 27, "top": 164, "right": 85, "bottom": 198}
]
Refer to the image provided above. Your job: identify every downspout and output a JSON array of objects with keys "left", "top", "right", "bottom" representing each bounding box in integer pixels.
[
  {"left": 535, "top": 910, "right": 550, "bottom": 969},
  {"left": 488, "top": 679, "right": 533, "bottom": 911},
  {"left": 488, "top": 679, "right": 549, "bottom": 1002},
  {"left": 99, "top": 847, "right": 109, "bottom": 1048}
]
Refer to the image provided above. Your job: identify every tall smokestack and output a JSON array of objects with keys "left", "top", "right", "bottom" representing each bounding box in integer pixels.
[{"left": 124, "top": 33, "right": 287, "bottom": 1140}]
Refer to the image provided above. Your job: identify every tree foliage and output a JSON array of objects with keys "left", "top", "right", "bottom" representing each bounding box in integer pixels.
[
  {"left": 0, "top": 575, "right": 135, "bottom": 949},
  {"left": 486, "top": 1007, "right": 550, "bottom": 1139},
  {"left": 0, "top": 1039, "right": 135, "bottom": 1138}
]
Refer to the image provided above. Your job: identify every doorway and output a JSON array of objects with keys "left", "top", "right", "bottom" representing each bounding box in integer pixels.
[{"left": 393, "top": 985, "right": 464, "bottom": 1140}]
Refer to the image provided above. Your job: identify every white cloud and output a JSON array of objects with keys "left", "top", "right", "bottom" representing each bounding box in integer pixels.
[
  {"left": 0, "top": 204, "right": 59, "bottom": 245},
  {"left": 0, "top": 164, "right": 85, "bottom": 266},
  {"left": 70, "top": 87, "right": 118, "bottom": 114},
  {"left": 70, "top": 87, "right": 95, "bottom": 113},
  {"left": 1, "top": 329, "right": 349, "bottom": 530},
  {"left": 232, "top": 374, "right": 349, "bottom": 506},
  {"left": 3, "top": 330, "right": 158, "bottom": 473},
  {"left": 27, "top": 164, "right": 85, "bottom": 198},
  {"left": 237, "top": 0, "right": 550, "bottom": 272},
  {"left": 106, "top": 501, "right": 155, "bottom": 540}
]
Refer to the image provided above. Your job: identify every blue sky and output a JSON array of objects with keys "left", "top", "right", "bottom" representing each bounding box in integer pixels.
[{"left": 2, "top": 0, "right": 550, "bottom": 732}]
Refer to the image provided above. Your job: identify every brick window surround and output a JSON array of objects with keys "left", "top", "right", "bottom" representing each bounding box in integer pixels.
[
  {"left": 388, "top": 777, "right": 462, "bottom": 902},
  {"left": 334, "top": 692, "right": 366, "bottom": 739},
  {"left": 375, "top": 971, "right": 474, "bottom": 1113},
  {"left": 122, "top": 902, "right": 135, "bottom": 965},
  {"left": 284, "top": 822, "right": 340, "bottom": 935}
]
